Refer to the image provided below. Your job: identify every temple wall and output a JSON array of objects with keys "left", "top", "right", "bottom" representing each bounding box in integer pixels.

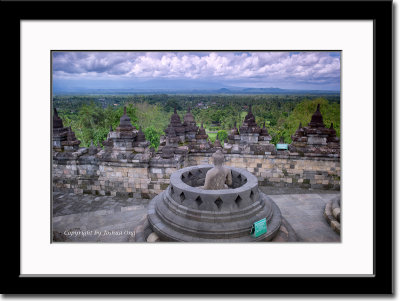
[
  {"left": 187, "top": 153, "right": 340, "bottom": 190},
  {"left": 97, "top": 162, "right": 149, "bottom": 197},
  {"left": 53, "top": 151, "right": 340, "bottom": 199},
  {"left": 147, "top": 157, "right": 185, "bottom": 198}
]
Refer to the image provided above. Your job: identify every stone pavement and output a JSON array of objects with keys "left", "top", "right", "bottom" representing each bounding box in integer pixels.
[
  {"left": 53, "top": 192, "right": 150, "bottom": 217},
  {"left": 52, "top": 192, "right": 149, "bottom": 242},
  {"left": 52, "top": 188, "right": 340, "bottom": 242},
  {"left": 259, "top": 186, "right": 340, "bottom": 195},
  {"left": 260, "top": 187, "right": 340, "bottom": 242}
]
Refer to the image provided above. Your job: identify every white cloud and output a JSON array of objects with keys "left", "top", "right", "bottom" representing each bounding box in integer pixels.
[{"left": 52, "top": 51, "right": 340, "bottom": 87}]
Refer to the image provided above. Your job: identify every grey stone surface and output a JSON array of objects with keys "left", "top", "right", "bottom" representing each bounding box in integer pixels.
[
  {"left": 52, "top": 207, "right": 146, "bottom": 242},
  {"left": 53, "top": 192, "right": 149, "bottom": 217},
  {"left": 147, "top": 232, "right": 160, "bottom": 243},
  {"left": 270, "top": 217, "right": 299, "bottom": 242},
  {"left": 52, "top": 192, "right": 148, "bottom": 242},
  {"left": 323, "top": 195, "right": 341, "bottom": 235},
  {"left": 148, "top": 164, "right": 282, "bottom": 242},
  {"left": 259, "top": 186, "right": 340, "bottom": 195},
  {"left": 52, "top": 188, "right": 340, "bottom": 243},
  {"left": 263, "top": 191, "right": 341, "bottom": 242}
]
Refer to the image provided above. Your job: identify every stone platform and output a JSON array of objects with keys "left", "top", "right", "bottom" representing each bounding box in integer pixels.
[
  {"left": 147, "top": 165, "right": 282, "bottom": 242},
  {"left": 259, "top": 188, "right": 340, "bottom": 242},
  {"left": 52, "top": 189, "right": 340, "bottom": 242},
  {"left": 52, "top": 192, "right": 149, "bottom": 242}
]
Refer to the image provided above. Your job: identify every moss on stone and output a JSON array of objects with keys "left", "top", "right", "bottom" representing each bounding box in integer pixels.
[{"left": 160, "top": 183, "right": 169, "bottom": 190}]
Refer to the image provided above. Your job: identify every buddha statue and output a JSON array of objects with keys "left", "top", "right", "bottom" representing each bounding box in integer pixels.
[{"left": 202, "top": 150, "right": 232, "bottom": 190}]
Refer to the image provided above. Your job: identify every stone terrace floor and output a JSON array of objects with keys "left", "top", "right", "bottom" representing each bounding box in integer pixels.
[
  {"left": 52, "top": 188, "right": 340, "bottom": 243},
  {"left": 259, "top": 187, "right": 340, "bottom": 242}
]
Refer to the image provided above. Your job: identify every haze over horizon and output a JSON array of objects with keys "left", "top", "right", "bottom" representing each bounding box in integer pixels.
[{"left": 52, "top": 51, "right": 341, "bottom": 93}]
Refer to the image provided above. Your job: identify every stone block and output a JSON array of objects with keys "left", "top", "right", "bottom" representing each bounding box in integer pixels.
[
  {"left": 151, "top": 168, "right": 163, "bottom": 174},
  {"left": 270, "top": 178, "right": 281, "bottom": 182},
  {"left": 147, "top": 232, "right": 160, "bottom": 243},
  {"left": 160, "top": 183, "right": 169, "bottom": 190}
]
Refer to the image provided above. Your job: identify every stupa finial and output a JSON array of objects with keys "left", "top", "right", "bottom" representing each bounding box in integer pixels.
[
  {"left": 53, "top": 107, "right": 64, "bottom": 129},
  {"left": 308, "top": 104, "right": 324, "bottom": 128}
]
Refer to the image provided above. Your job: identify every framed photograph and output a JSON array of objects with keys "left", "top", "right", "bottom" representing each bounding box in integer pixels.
[{"left": 8, "top": 0, "right": 393, "bottom": 295}]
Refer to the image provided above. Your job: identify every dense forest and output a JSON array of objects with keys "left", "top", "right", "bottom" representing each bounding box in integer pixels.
[{"left": 54, "top": 94, "right": 340, "bottom": 150}]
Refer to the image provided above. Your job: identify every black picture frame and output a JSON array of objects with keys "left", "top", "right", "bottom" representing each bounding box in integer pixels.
[{"left": 5, "top": 0, "right": 393, "bottom": 295}]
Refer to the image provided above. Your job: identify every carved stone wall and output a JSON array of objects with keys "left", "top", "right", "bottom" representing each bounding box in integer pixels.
[
  {"left": 186, "top": 153, "right": 340, "bottom": 190},
  {"left": 53, "top": 151, "right": 340, "bottom": 199}
]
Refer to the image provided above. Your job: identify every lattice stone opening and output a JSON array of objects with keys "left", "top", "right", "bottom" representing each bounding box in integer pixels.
[
  {"left": 195, "top": 196, "right": 203, "bottom": 207},
  {"left": 214, "top": 197, "right": 223, "bottom": 210},
  {"left": 235, "top": 195, "right": 242, "bottom": 207},
  {"left": 250, "top": 190, "right": 255, "bottom": 201},
  {"left": 180, "top": 192, "right": 185, "bottom": 202},
  {"left": 231, "top": 170, "right": 248, "bottom": 188}
]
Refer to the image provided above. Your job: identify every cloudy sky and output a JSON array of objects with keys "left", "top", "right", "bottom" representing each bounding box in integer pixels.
[{"left": 52, "top": 51, "right": 341, "bottom": 91}]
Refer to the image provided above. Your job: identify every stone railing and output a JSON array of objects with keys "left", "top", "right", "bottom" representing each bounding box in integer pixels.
[
  {"left": 187, "top": 152, "right": 340, "bottom": 190},
  {"left": 53, "top": 149, "right": 340, "bottom": 199}
]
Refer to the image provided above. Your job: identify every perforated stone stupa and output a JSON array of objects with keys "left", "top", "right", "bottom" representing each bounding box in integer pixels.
[{"left": 146, "top": 151, "right": 282, "bottom": 242}]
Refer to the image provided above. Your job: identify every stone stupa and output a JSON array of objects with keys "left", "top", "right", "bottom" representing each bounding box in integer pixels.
[
  {"left": 289, "top": 104, "right": 340, "bottom": 156},
  {"left": 141, "top": 150, "right": 282, "bottom": 242}
]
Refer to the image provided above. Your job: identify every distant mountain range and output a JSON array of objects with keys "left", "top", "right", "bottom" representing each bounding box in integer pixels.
[
  {"left": 52, "top": 78, "right": 339, "bottom": 95},
  {"left": 214, "top": 87, "right": 339, "bottom": 95},
  {"left": 53, "top": 86, "right": 339, "bottom": 95}
]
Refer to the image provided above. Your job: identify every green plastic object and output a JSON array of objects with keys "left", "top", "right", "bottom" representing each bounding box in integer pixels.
[
  {"left": 276, "top": 143, "right": 288, "bottom": 150},
  {"left": 250, "top": 218, "right": 267, "bottom": 237}
]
